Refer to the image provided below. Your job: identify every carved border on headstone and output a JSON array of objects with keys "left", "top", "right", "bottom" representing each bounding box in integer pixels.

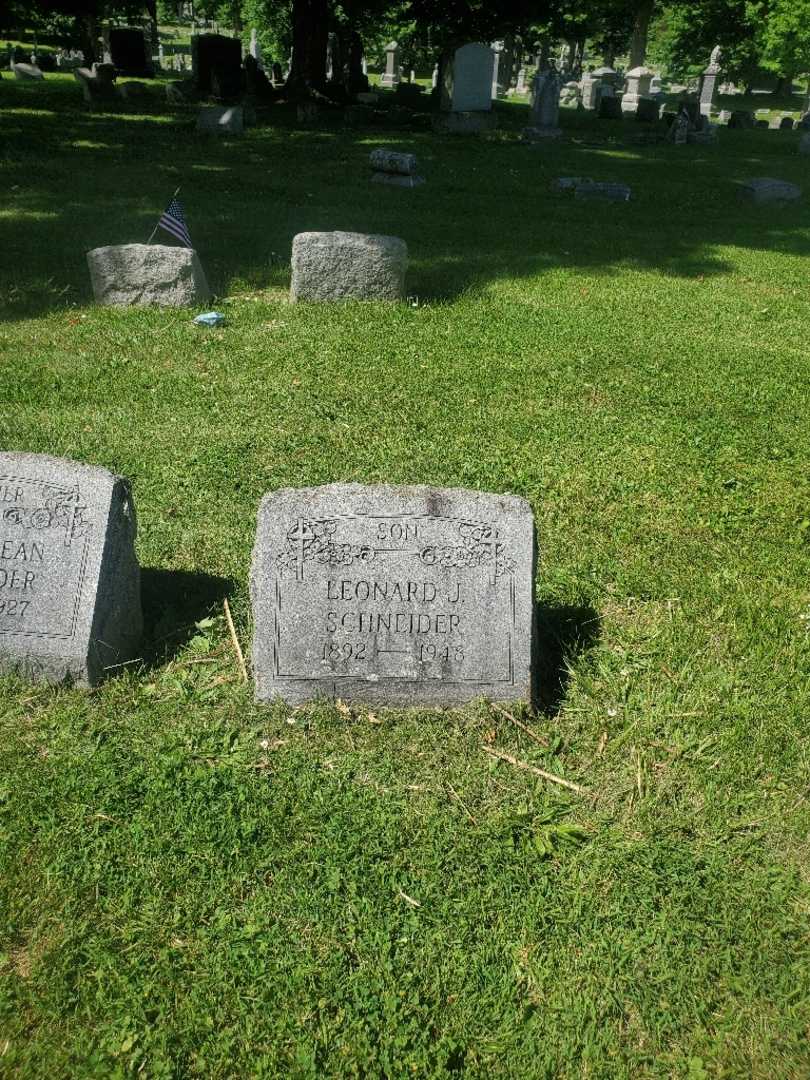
[
  {"left": 0, "top": 473, "right": 93, "bottom": 640},
  {"left": 271, "top": 511, "right": 518, "bottom": 686}
]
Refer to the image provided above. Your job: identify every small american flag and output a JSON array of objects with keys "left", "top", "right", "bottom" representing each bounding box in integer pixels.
[{"left": 158, "top": 196, "right": 192, "bottom": 248}]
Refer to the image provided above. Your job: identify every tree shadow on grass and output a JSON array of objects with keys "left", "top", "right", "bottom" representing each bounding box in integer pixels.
[
  {"left": 3, "top": 78, "right": 810, "bottom": 319},
  {"left": 140, "top": 566, "right": 234, "bottom": 668},
  {"left": 534, "top": 603, "right": 601, "bottom": 717}
]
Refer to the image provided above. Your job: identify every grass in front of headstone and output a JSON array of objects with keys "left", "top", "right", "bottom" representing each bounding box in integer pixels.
[{"left": 2, "top": 75, "right": 810, "bottom": 1078}]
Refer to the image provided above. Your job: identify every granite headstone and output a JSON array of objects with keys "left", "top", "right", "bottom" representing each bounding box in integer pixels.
[
  {"left": 0, "top": 453, "right": 142, "bottom": 686},
  {"left": 290, "top": 232, "right": 407, "bottom": 302},
  {"left": 442, "top": 42, "right": 494, "bottom": 113},
  {"left": 251, "top": 484, "right": 536, "bottom": 706},
  {"left": 87, "top": 244, "right": 210, "bottom": 307}
]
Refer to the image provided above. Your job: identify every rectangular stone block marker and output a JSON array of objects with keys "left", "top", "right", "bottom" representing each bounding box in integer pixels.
[
  {"left": 0, "top": 454, "right": 142, "bottom": 686},
  {"left": 290, "top": 232, "right": 407, "bottom": 302},
  {"left": 251, "top": 485, "right": 536, "bottom": 707}
]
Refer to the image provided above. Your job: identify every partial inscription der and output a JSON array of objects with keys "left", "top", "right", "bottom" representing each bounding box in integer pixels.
[
  {"left": 0, "top": 453, "right": 142, "bottom": 686},
  {"left": 251, "top": 484, "right": 536, "bottom": 706}
]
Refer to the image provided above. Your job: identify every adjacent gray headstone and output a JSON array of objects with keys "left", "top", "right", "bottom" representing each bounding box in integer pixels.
[
  {"left": 13, "top": 62, "right": 44, "bottom": 81},
  {"left": 196, "top": 105, "right": 243, "bottom": 134},
  {"left": 380, "top": 41, "right": 400, "bottom": 87},
  {"left": 580, "top": 72, "right": 602, "bottom": 111},
  {"left": 621, "top": 66, "right": 654, "bottom": 113},
  {"left": 0, "top": 453, "right": 141, "bottom": 686},
  {"left": 529, "top": 64, "right": 562, "bottom": 133},
  {"left": 740, "top": 177, "right": 802, "bottom": 204},
  {"left": 443, "top": 42, "right": 494, "bottom": 113},
  {"left": 87, "top": 244, "right": 211, "bottom": 307},
  {"left": 699, "top": 45, "right": 722, "bottom": 116},
  {"left": 250, "top": 484, "right": 536, "bottom": 707},
  {"left": 290, "top": 232, "right": 407, "bottom": 303}
]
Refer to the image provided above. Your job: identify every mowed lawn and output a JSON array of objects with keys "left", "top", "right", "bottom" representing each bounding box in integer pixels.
[{"left": 1, "top": 74, "right": 810, "bottom": 1078}]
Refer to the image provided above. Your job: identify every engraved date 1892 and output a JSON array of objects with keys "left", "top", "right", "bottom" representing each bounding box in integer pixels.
[
  {"left": 0, "top": 599, "right": 30, "bottom": 617},
  {"left": 323, "top": 641, "right": 367, "bottom": 662}
]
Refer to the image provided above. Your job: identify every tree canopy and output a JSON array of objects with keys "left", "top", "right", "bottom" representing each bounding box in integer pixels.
[{"left": 6, "top": 0, "right": 810, "bottom": 87}]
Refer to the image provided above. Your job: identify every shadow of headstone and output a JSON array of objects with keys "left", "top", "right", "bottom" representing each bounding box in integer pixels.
[
  {"left": 534, "top": 603, "right": 601, "bottom": 716},
  {"left": 140, "top": 566, "right": 234, "bottom": 667}
]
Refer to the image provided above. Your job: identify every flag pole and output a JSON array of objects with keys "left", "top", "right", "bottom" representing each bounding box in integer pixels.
[{"left": 146, "top": 186, "right": 181, "bottom": 244}]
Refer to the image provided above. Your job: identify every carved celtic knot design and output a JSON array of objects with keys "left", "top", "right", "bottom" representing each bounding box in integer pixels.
[
  {"left": 418, "top": 521, "right": 515, "bottom": 579},
  {"left": 276, "top": 518, "right": 376, "bottom": 576},
  {"left": 2, "top": 484, "right": 91, "bottom": 548}
]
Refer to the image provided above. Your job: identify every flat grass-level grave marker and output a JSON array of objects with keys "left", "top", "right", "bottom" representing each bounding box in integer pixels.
[
  {"left": 0, "top": 453, "right": 142, "bottom": 686},
  {"left": 251, "top": 484, "right": 536, "bottom": 707}
]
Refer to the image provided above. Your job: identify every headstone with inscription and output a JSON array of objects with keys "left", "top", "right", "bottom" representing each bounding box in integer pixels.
[
  {"left": 251, "top": 484, "right": 536, "bottom": 707},
  {"left": 0, "top": 453, "right": 142, "bottom": 686}
]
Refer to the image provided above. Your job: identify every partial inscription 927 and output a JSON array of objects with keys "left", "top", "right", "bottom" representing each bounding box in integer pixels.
[
  {"left": 0, "top": 476, "right": 93, "bottom": 638},
  {"left": 251, "top": 485, "right": 536, "bottom": 707}
]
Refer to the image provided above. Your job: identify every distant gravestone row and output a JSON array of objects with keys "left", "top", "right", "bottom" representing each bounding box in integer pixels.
[{"left": 0, "top": 458, "right": 537, "bottom": 708}]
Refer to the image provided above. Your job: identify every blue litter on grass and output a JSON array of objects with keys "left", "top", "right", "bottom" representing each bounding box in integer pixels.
[{"left": 193, "top": 311, "right": 226, "bottom": 327}]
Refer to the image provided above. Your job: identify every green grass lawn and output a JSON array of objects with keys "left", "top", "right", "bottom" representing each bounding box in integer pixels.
[{"left": 1, "top": 74, "right": 810, "bottom": 1078}]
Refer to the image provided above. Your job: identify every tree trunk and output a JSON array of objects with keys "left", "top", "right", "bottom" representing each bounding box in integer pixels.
[
  {"left": 574, "top": 36, "right": 585, "bottom": 77},
  {"left": 500, "top": 33, "right": 515, "bottom": 90},
  {"left": 342, "top": 28, "right": 366, "bottom": 93},
  {"left": 628, "top": 0, "right": 654, "bottom": 68},
  {"left": 287, "top": 0, "right": 328, "bottom": 95},
  {"left": 231, "top": 1, "right": 242, "bottom": 36},
  {"left": 78, "top": 13, "right": 99, "bottom": 65},
  {"left": 144, "top": 0, "right": 159, "bottom": 50}
]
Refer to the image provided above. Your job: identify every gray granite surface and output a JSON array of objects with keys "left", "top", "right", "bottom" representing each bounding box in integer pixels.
[
  {"left": 251, "top": 484, "right": 536, "bottom": 707},
  {"left": 87, "top": 244, "right": 210, "bottom": 307},
  {"left": 290, "top": 231, "right": 407, "bottom": 302},
  {"left": 0, "top": 453, "right": 142, "bottom": 686}
]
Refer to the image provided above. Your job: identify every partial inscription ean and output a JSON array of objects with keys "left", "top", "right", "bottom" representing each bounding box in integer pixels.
[
  {"left": 0, "top": 475, "right": 94, "bottom": 639},
  {"left": 0, "top": 453, "right": 142, "bottom": 687}
]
